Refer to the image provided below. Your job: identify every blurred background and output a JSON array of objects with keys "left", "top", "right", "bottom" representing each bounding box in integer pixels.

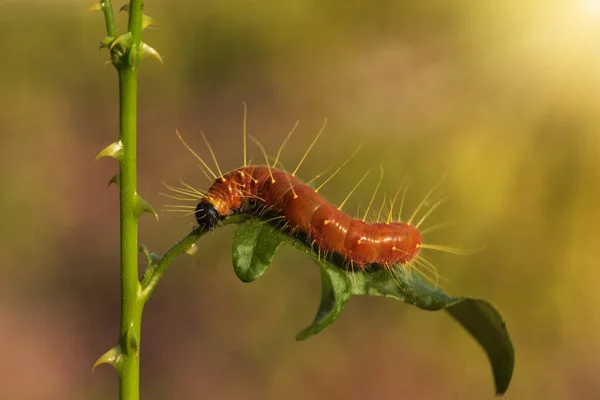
[{"left": 1, "top": 0, "right": 599, "bottom": 399}]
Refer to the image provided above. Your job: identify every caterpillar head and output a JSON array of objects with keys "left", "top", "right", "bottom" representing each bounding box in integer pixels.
[{"left": 195, "top": 201, "right": 220, "bottom": 231}]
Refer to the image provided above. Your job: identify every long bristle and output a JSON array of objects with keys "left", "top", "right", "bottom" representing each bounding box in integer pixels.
[
  {"left": 362, "top": 164, "right": 384, "bottom": 222},
  {"left": 418, "top": 243, "right": 483, "bottom": 256},
  {"left": 159, "top": 192, "right": 198, "bottom": 202},
  {"left": 196, "top": 164, "right": 214, "bottom": 182},
  {"left": 397, "top": 179, "right": 411, "bottom": 222},
  {"left": 410, "top": 258, "right": 441, "bottom": 289},
  {"left": 162, "top": 209, "right": 197, "bottom": 217},
  {"left": 416, "top": 256, "right": 448, "bottom": 281},
  {"left": 338, "top": 170, "right": 371, "bottom": 210},
  {"left": 268, "top": 155, "right": 289, "bottom": 172},
  {"left": 355, "top": 202, "right": 363, "bottom": 219},
  {"left": 415, "top": 197, "right": 449, "bottom": 229},
  {"left": 414, "top": 255, "right": 448, "bottom": 285},
  {"left": 274, "top": 120, "right": 300, "bottom": 171},
  {"left": 408, "top": 178, "right": 444, "bottom": 225},
  {"left": 376, "top": 192, "right": 388, "bottom": 222},
  {"left": 315, "top": 144, "right": 363, "bottom": 192},
  {"left": 200, "top": 131, "right": 225, "bottom": 181},
  {"left": 306, "top": 166, "right": 334, "bottom": 186},
  {"left": 419, "top": 219, "right": 461, "bottom": 236},
  {"left": 249, "top": 135, "right": 275, "bottom": 183},
  {"left": 284, "top": 173, "right": 298, "bottom": 199},
  {"left": 163, "top": 204, "right": 197, "bottom": 209},
  {"left": 242, "top": 101, "right": 248, "bottom": 167},
  {"left": 175, "top": 129, "right": 218, "bottom": 180},
  {"left": 388, "top": 175, "right": 408, "bottom": 223},
  {"left": 385, "top": 264, "right": 404, "bottom": 289},
  {"left": 161, "top": 181, "right": 204, "bottom": 199},
  {"left": 292, "top": 118, "right": 327, "bottom": 176},
  {"left": 179, "top": 175, "right": 206, "bottom": 197}
]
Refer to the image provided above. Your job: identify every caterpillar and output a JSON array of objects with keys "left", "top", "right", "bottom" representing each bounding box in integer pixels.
[
  {"left": 195, "top": 165, "right": 422, "bottom": 266},
  {"left": 164, "top": 110, "right": 467, "bottom": 283}
]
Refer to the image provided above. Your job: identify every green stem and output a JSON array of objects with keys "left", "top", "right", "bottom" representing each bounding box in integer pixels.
[
  {"left": 118, "top": 66, "right": 141, "bottom": 400},
  {"left": 127, "top": 0, "right": 144, "bottom": 55},
  {"left": 140, "top": 215, "right": 250, "bottom": 303},
  {"left": 100, "top": 0, "right": 116, "bottom": 37},
  {"left": 116, "top": 2, "right": 144, "bottom": 399}
]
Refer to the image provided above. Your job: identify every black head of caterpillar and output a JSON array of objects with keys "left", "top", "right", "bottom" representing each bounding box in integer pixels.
[{"left": 195, "top": 201, "right": 220, "bottom": 231}]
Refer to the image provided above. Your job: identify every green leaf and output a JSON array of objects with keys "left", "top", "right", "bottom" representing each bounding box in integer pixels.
[
  {"left": 228, "top": 216, "right": 514, "bottom": 395},
  {"left": 295, "top": 264, "right": 352, "bottom": 340},
  {"left": 232, "top": 218, "right": 286, "bottom": 282},
  {"left": 445, "top": 298, "right": 514, "bottom": 395}
]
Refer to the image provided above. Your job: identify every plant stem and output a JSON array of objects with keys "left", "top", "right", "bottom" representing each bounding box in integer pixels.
[
  {"left": 118, "top": 65, "right": 142, "bottom": 400},
  {"left": 140, "top": 215, "right": 250, "bottom": 303},
  {"left": 116, "top": 1, "right": 144, "bottom": 399},
  {"left": 127, "top": 1, "right": 144, "bottom": 55},
  {"left": 100, "top": 0, "right": 116, "bottom": 38}
]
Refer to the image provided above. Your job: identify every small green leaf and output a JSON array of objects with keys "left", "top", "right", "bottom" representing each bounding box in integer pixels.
[
  {"left": 133, "top": 194, "right": 159, "bottom": 222},
  {"left": 95, "top": 140, "right": 123, "bottom": 162},
  {"left": 232, "top": 218, "right": 285, "bottom": 282},
  {"left": 92, "top": 345, "right": 121, "bottom": 371}
]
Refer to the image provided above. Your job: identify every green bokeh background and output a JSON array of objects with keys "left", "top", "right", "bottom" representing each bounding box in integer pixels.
[{"left": 1, "top": 1, "right": 599, "bottom": 399}]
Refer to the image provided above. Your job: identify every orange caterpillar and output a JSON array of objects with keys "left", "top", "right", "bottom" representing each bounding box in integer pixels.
[
  {"left": 196, "top": 166, "right": 421, "bottom": 266},
  {"left": 165, "top": 112, "right": 461, "bottom": 281}
]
